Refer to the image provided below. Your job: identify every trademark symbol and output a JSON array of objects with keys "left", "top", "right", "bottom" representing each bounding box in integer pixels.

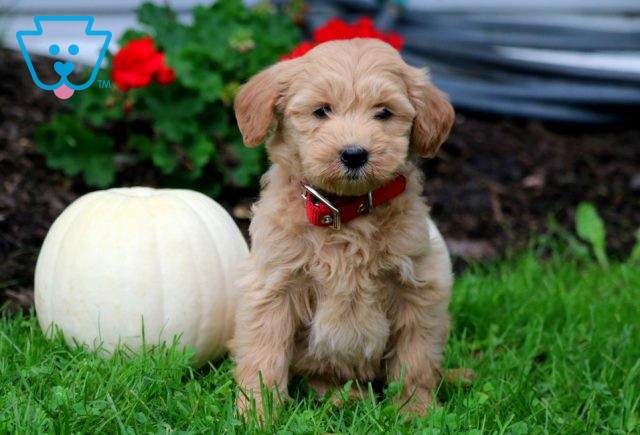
[{"left": 98, "top": 80, "right": 111, "bottom": 89}]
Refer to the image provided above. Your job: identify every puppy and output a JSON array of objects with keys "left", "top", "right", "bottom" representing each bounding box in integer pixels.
[{"left": 231, "top": 38, "right": 454, "bottom": 416}]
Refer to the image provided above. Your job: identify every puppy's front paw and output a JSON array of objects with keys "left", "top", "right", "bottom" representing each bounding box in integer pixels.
[{"left": 396, "top": 386, "right": 439, "bottom": 417}]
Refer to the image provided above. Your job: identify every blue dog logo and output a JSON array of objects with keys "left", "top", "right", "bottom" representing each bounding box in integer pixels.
[{"left": 16, "top": 16, "right": 111, "bottom": 99}]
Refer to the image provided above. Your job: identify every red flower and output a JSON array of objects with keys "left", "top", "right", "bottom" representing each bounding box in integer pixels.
[
  {"left": 112, "top": 36, "right": 176, "bottom": 91},
  {"left": 384, "top": 33, "right": 404, "bottom": 51},
  {"left": 313, "top": 18, "right": 357, "bottom": 43},
  {"left": 156, "top": 63, "right": 176, "bottom": 85},
  {"left": 280, "top": 41, "right": 315, "bottom": 61},
  {"left": 283, "top": 17, "right": 403, "bottom": 60}
]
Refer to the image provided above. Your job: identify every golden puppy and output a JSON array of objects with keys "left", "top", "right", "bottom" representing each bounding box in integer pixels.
[{"left": 231, "top": 38, "right": 454, "bottom": 416}]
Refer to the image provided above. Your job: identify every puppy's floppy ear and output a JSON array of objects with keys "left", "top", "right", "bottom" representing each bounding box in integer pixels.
[
  {"left": 234, "top": 60, "right": 297, "bottom": 147},
  {"left": 404, "top": 66, "right": 455, "bottom": 158}
]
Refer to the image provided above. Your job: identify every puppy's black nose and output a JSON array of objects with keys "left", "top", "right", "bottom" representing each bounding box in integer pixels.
[{"left": 340, "top": 146, "right": 368, "bottom": 169}]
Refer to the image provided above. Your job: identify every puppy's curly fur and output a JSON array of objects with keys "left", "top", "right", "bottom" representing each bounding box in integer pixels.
[{"left": 231, "top": 39, "right": 455, "bottom": 415}]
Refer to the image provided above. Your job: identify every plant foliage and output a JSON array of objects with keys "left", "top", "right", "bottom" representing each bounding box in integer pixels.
[
  {"left": 575, "top": 201, "right": 609, "bottom": 268},
  {"left": 35, "top": 0, "right": 300, "bottom": 193},
  {"left": 630, "top": 228, "right": 640, "bottom": 264}
]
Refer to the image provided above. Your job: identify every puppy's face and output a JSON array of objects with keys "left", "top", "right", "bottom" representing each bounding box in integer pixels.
[{"left": 235, "top": 39, "right": 454, "bottom": 196}]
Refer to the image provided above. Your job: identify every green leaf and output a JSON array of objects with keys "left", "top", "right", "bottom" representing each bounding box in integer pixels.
[
  {"left": 129, "top": 134, "right": 177, "bottom": 174},
  {"left": 128, "top": 134, "right": 152, "bottom": 154},
  {"left": 630, "top": 228, "right": 640, "bottom": 263},
  {"left": 134, "top": 2, "right": 191, "bottom": 50},
  {"left": 170, "top": 47, "right": 224, "bottom": 101},
  {"left": 576, "top": 202, "right": 608, "bottom": 268},
  {"left": 83, "top": 154, "right": 117, "bottom": 187},
  {"left": 139, "top": 86, "right": 205, "bottom": 142},
  {"left": 185, "top": 134, "right": 215, "bottom": 179},
  {"left": 229, "top": 140, "right": 265, "bottom": 187},
  {"left": 35, "top": 115, "right": 115, "bottom": 187},
  {"left": 151, "top": 142, "right": 178, "bottom": 174},
  {"left": 60, "top": 67, "right": 122, "bottom": 127},
  {"left": 213, "top": 0, "right": 247, "bottom": 18},
  {"left": 137, "top": 2, "right": 176, "bottom": 28}
]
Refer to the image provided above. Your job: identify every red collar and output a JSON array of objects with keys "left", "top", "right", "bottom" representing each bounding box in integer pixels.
[{"left": 301, "top": 175, "right": 406, "bottom": 229}]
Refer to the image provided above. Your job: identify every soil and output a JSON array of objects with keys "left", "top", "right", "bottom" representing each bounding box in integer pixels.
[{"left": 2, "top": 47, "right": 639, "bottom": 311}]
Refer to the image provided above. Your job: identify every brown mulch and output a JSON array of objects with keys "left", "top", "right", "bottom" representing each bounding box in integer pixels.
[
  {"left": 1, "top": 47, "right": 639, "bottom": 311},
  {"left": 424, "top": 115, "right": 640, "bottom": 259}
]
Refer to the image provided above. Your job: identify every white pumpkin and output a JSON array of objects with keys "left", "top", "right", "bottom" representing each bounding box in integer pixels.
[{"left": 34, "top": 187, "right": 248, "bottom": 367}]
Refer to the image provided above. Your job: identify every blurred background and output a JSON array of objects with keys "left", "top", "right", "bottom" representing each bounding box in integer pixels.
[
  {"left": 1, "top": 0, "right": 639, "bottom": 310},
  {"left": 5, "top": 0, "right": 640, "bottom": 122}
]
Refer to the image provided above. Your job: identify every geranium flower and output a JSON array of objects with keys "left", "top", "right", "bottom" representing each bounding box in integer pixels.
[
  {"left": 156, "top": 63, "right": 177, "bottom": 85},
  {"left": 282, "top": 17, "right": 403, "bottom": 60},
  {"left": 282, "top": 41, "right": 315, "bottom": 60},
  {"left": 112, "top": 36, "right": 176, "bottom": 91}
]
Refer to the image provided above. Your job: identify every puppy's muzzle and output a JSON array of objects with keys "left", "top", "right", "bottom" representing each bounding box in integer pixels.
[{"left": 340, "top": 145, "right": 368, "bottom": 170}]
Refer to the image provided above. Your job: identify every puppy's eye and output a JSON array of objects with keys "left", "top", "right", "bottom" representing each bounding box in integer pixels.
[
  {"left": 374, "top": 108, "right": 392, "bottom": 120},
  {"left": 313, "top": 106, "right": 331, "bottom": 119}
]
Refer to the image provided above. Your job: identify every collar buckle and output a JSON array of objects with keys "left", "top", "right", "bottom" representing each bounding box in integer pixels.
[{"left": 302, "top": 184, "right": 342, "bottom": 230}]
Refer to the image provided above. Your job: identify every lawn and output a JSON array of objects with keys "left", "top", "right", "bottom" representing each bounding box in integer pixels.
[{"left": 1, "top": 247, "right": 638, "bottom": 434}]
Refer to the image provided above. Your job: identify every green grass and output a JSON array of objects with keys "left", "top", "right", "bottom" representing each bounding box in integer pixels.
[{"left": 1, "top": 250, "right": 638, "bottom": 434}]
